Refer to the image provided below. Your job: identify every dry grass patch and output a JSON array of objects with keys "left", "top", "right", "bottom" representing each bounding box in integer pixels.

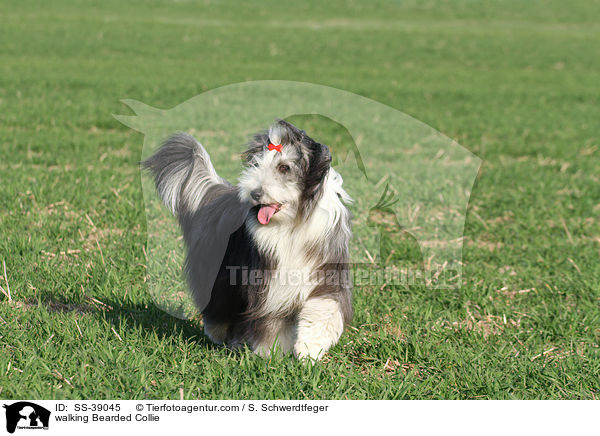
[{"left": 438, "top": 302, "right": 522, "bottom": 339}]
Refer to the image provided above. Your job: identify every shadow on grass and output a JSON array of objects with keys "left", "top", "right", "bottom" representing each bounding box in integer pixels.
[{"left": 31, "top": 290, "right": 220, "bottom": 351}]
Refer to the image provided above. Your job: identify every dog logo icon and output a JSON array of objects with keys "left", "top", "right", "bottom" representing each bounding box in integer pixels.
[{"left": 2, "top": 402, "right": 50, "bottom": 433}]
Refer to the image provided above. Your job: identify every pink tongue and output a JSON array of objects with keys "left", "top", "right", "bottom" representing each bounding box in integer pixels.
[{"left": 257, "top": 205, "right": 278, "bottom": 225}]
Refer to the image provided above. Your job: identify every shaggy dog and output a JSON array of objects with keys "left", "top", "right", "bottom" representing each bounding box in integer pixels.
[{"left": 143, "top": 120, "right": 352, "bottom": 360}]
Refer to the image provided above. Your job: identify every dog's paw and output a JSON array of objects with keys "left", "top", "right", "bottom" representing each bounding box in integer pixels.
[
  {"left": 293, "top": 342, "right": 326, "bottom": 362},
  {"left": 253, "top": 343, "right": 272, "bottom": 359},
  {"left": 225, "top": 339, "right": 245, "bottom": 351},
  {"left": 203, "top": 321, "right": 229, "bottom": 345}
]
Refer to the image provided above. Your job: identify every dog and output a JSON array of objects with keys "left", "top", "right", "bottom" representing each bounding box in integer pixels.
[{"left": 143, "top": 120, "right": 353, "bottom": 360}]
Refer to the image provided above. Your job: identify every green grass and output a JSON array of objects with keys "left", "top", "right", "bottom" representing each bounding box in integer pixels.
[{"left": 1, "top": 0, "right": 599, "bottom": 399}]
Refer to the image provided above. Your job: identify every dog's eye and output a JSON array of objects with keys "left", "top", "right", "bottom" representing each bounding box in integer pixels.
[{"left": 277, "top": 164, "right": 290, "bottom": 174}]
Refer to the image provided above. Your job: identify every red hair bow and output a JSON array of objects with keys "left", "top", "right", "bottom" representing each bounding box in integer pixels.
[{"left": 267, "top": 143, "right": 282, "bottom": 152}]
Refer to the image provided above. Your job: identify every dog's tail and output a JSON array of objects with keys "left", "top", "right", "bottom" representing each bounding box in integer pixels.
[{"left": 142, "top": 133, "right": 231, "bottom": 217}]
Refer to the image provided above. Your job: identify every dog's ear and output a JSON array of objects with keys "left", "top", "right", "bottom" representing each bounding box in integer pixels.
[
  {"left": 319, "top": 143, "right": 332, "bottom": 166},
  {"left": 298, "top": 141, "right": 331, "bottom": 219},
  {"left": 243, "top": 132, "right": 269, "bottom": 163},
  {"left": 303, "top": 141, "right": 332, "bottom": 199}
]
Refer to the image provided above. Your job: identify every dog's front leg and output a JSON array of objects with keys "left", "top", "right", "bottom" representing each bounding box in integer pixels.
[
  {"left": 251, "top": 318, "right": 296, "bottom": 358},
  {"left": 294, "top": 297, "right": 344, "bottom": 361}
]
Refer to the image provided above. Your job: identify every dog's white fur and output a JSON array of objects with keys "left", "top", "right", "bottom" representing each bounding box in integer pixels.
[{"left": 245, "top": 169, "right": 351, "bottom": 358}]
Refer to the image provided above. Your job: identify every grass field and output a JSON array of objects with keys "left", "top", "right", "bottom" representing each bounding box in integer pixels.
[{"left": 1, "top": 0, "right": 599, "bottom": 399}]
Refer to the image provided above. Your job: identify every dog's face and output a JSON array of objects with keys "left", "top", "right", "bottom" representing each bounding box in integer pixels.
[{"left": 239, "top": 120, "right": 332, "bottom": 225}]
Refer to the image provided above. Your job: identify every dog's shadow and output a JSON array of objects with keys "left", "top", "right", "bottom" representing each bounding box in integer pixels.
[{"left": 32, "top": 290, "right": 219, "bottom": 351}]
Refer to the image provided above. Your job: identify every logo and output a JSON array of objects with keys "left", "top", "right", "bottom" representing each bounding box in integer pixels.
[{"left": 3, "top": 402, "right": 50, "bottom": 434}]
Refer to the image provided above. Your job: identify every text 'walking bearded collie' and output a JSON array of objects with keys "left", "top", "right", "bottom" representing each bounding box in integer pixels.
[{"left": 143, "top": 120, "right": 353, "bottom": 360}]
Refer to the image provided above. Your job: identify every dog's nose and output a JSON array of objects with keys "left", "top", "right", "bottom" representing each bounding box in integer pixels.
[{"left": 250, "top": 189, "right": 262, "bottom": 201}]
